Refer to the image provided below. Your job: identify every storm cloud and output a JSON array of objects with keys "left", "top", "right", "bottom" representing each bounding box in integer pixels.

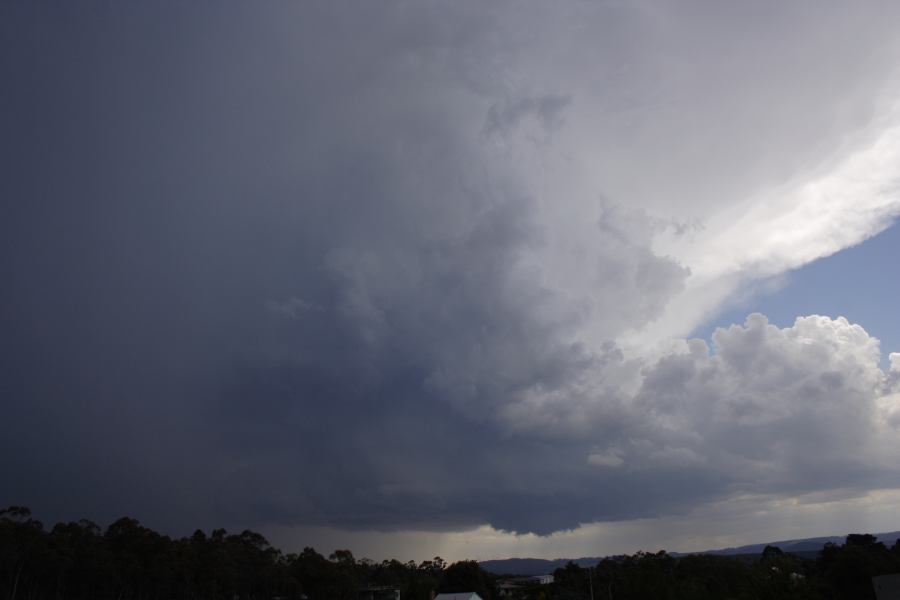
[{"left": 2, "top": 1, "right": 900, "bottom": 543}]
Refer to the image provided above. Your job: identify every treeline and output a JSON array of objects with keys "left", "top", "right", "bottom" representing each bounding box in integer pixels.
[
  {"left": 0, "top": 506, "right": 492, "bottom": 600},
  {"left": 3, "top": 506, "right": 900, "bottom": 600},
  {"left": 548, "top": 535, "right": 900, "bottom": 600}
]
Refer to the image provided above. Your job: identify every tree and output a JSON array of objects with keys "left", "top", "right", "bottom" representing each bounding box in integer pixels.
[
  {"left": 0, "top": 506, "right": 46, "bottom": 600},
  {"left": 442, "top": 560, "right": 496, "bottom": 600}
]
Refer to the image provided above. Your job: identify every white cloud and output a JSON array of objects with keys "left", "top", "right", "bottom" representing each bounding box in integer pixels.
[
  {"left": 632, "top": 111, "right": 900, "bottom": 345},
  {"left": 635, "top": 314, "right": 896, "bottom": 483}
]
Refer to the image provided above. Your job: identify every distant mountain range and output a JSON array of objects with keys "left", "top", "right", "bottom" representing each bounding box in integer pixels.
[{"left": 480, "top": 530, "right": 900, "bottom": 575}]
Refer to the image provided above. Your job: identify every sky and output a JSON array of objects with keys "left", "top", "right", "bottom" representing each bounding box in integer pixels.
[
  {"left": 694, "top": 222, "right": 900, "bottom": 367},
  {"left": 2, "top": 1, "right": 900, "bottom": 563}
]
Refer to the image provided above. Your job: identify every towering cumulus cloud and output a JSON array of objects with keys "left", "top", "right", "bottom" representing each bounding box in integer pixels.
[{"left": 2, "top": 1, "right": 900, "bottom": 547}]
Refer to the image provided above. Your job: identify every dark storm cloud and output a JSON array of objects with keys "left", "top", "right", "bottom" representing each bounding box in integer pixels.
[
  {"left": 3, "top": 1, "right": 900, "bottom": 540},
  {"left": 0, "top": 1, "right": 659, "bottom": 533}
]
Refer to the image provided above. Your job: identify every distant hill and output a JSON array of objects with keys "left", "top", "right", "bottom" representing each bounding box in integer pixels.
[
  {"left": 480, "top": 557, "right": 605, "bottom": 576},
  {"left": 479, "top": 530, "right": 900, "bottom": 575},
  {"left": 697, "top": 530, "right": 900, "bottom": 556}
]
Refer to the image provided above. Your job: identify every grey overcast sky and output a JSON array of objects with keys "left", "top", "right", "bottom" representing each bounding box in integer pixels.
[{"left": 3, "top": 1, "right": 900, "bottom": 561}]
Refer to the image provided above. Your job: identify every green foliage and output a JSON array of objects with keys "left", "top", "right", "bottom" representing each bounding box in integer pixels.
[
  {"left": 541, "top": 535, "right": 900, "bottom": 600},
  {"left": 441, "top": 559, "right": 496, "bottom": 600},
  {"left": 816, "top": 535, "right": 900, "bottom": 599},
  {"left": 3, "top": 508, "right": 900, "bottom": 600},
  {"left": 0, "top": 507, "right": 474, "bottom": 600}
]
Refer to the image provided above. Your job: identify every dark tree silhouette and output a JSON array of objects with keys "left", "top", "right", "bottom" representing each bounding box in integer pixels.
[{"left": 4, "top": 507, "right": 900, "bottom": 600}]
